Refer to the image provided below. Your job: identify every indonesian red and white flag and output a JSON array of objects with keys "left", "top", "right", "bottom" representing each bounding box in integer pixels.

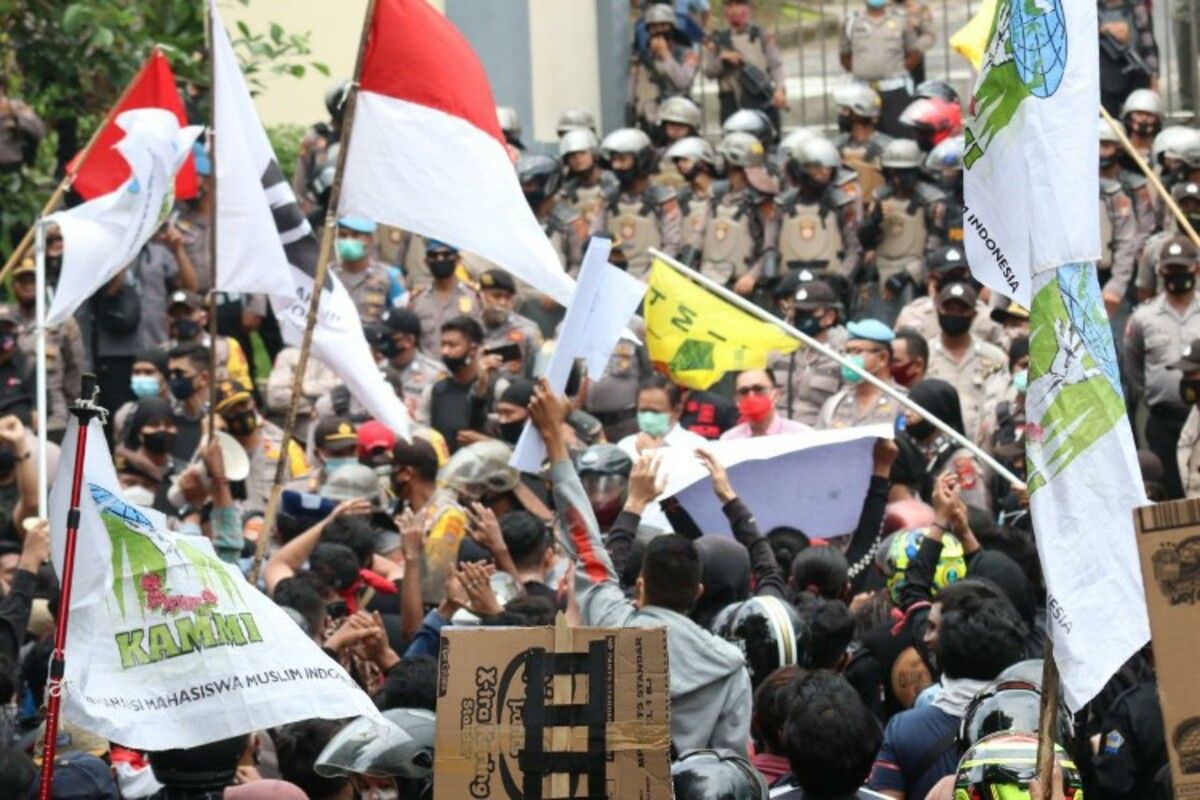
[
  {"left": 68, "top": 50, "right": 197, "bottom": 202},
  {"left": 339, "top": 0, "right": 575, "bottom": 307}
]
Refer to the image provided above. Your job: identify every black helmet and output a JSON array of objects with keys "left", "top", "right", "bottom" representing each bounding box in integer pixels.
[
  {"left": 575, "top": 444, "right": 633, "bottom": 528},
  {"left": 516, "top": 153, "right": 563, "bottom": 208},
  {"left": 958, "top": 666, "right": 1074, "bottom": 754},
  {"left": 710, "top": 595, "right": 812, "bottom": 688},
  {"left": 914, "top": 79, "right": 960, "bottom": 104},
  {"left": 671, "top": 749, "right": 768, "bottom": 800}
]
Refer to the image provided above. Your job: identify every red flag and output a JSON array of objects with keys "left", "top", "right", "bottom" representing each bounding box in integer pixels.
[{"left": 68, "top": 50, "right": 197, "bottom": 200}]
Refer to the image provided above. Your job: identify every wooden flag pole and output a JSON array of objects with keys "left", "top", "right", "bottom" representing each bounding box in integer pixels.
[
  {"left": 1035, "top": 637, "right": 1061, "bottom": 800},
  {"left": 1101, "top": 106, "right": 1200, "bottom": 249},
  {"left": 0, "top": 47, "right": 164, "bottom": 283},
  {"left": 248, "top": 0, "right": 378, "bottom": 583},
  {"left": 205, "top": 5, "right": 220, "bottom": 441}
]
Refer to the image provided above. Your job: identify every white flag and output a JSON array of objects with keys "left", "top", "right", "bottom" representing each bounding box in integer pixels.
[
  {"left": 211, "top": 0, "right": 410, "bottom": 440},
  {"left": 46, "top": 109, "right": 201, "bottom": 326},
  {"left": 48, "top": 419, "right": 382, "bottom": 749},
  {"left": 962, "top": 0, "right": 1099, "bottom": 308}
]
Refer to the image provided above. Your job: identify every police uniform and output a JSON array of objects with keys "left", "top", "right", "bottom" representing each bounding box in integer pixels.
[
  {"left": 1099, "top": 176, "right": 1141, "bottom": 302},
  {"left": 628, "top": 44, "right": 699, "bottom": 129},
  {"left": 839, "top": 8, "right": 917, "bottom": 135},
  {"left": 676, "top": 183, "right": 716, "bottom": 264},
  {"left": 894, "top": 296, "right": 1007, "bottom": 349},
  {"left": 1092, "top": 682, "right": 1167, "bottom": 800},
  {"left": 861, "top": 182, "right": 942, "bottom": 285},
  {"left": 699, "top": 184, "right": 777, "bottom": 287},
  {"left": 244, "top": 417, "right": 310, "bottom": 514},
  {"left": 408, "top": 282, "right": 480, "bottom": 359},
  {"left": 834, "top": 129, "right": 892, "bottom": 203},
  {"left": 1126, "top": 292, "right": 1200, "bottom": 498},
  {"left": 538, "top": 201, "right": 590, "bottom": 275},
  {"left": 13, "top": 297, "right": 83, "bottom": 438},
  {"left": 925, "top": 192, "right": 964, "bottom": 253},
  {"left": 1178, "top": 400, "right": 1200, "bottom": 499},
  {"left": 605, "top": 183, "right": 683, "bottom": 280},
  {"left": 777, "top": 172, "right": 862, "bottom": 280},
  {"left": 897, "top": 0, "right": 935, "bottom": 82},
  {"left": 702, "top": 23, "right": 784, "bottom": 123},
  {"left": 175, "top": 209, "right": 212, "bottom": 292},
  {"left": 771, "top": 325, "right": 848, "bottom": 426},
  {"left": 651, "top": 149, "right": 688, "bottom": 191},
  {"left": 562, "top": 171, "right": 621, "bottom": 235},
  {"left": 483, "top": 311, "right": 544, "bottom": 368},
  {"left": 333, "top": 259, "right": 393, "bottom": 325},
  {"left": 926, "top": 337, "right": 1010, "bottom": 442},
  {"left": 817, "top": 380, "right": 906, "bottom": 429},
  {"left": 264, "top": 347, "right": 340, "bottom": 419},
  {"left": 1118, "top": 170, "right": 1158, "bottom": 236}
]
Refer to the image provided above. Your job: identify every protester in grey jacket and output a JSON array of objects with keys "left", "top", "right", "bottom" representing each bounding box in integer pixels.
[{"left": 529, "top": 380, "right": 753, "bottom": 756}]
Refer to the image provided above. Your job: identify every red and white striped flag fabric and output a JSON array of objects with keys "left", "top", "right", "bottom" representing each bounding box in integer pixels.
[{"left": 339, "top": 0, "right": 575, "bottom": 306}]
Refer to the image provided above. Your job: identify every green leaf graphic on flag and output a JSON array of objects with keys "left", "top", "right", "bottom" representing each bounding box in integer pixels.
[
  {"left": 670, "top": 339, "right": 715, "bottom": 373},
  {"left": 1025, "top": 265, "right": 1126, "bottom": 494}
]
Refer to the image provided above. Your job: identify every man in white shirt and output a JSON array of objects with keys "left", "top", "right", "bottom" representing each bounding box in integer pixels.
[{"left": 617, "top": 374, "right": 708, "bottom": 458}]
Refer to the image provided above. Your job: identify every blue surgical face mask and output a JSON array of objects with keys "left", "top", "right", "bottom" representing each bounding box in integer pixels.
[
  {"left": 337, "top": 237, "right": 366, "bottom": 262},
  {"left": 130, "top": 374, "right": 161, "bottom": 399},
  {"left": 637, "top": 410, "right": 671, "bottom": 438},
  {"left": 1013, "top": 369, "right": 1028, "bottom": 395},
  {"left": 840, "top": 354, "right": 867, "bottom": 384},
  {"left": 866, "top": 0, "right": 886, "bottom": 8},
  {"left": 324, "top": 457, "right": 359, "bottom": 475}
]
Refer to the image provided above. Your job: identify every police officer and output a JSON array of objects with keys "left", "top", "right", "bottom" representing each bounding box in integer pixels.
[
  {"left": 817, "top": 318, "right": 906, "bottom": 429},
  {"left": 518, "top": 152, "right": 589, "bottom": 274},
  {"left": 897, "top": 0, "right": 935, "bottom": 84},
  {"left": 665, "top": 136, "right": 719, "bottom": 267},
  {"left": 1136, "top": 181, "right": 1200, "bottom": 302},
  {"left": 1099, "top": 139, "right": 1143, "bottom": 316},
  {"left": 924, "top": 282, "right": 1010, "bottom": 442},
  {"left": 1121, "top": 88, "right": 1164, "bottom": 166},
  {"left": 703, "top": 0, "right": 787, "bottom": 126},
  {"left": 162, "top": 290, "right": 251, "bottom": 389},
  {"left": 332, "top": 216, "right": 393, "bottom": 325},
  {"left": 1098, "top": 0, "right": 1159, "bottom": 116},
  {"left": 601, "top": 127, "right": 683, "bottom": 280},
  {"left": 839, "top": 0, "right": 921, "bottom": 137},
  {"left": 700, "top": 131, "right": 780, "bottom": 297},
  {"left": 212, "top": 379, "right": 308, "bottom": 514},
  {"left": 408, "top": 240, "right": 480, "bottom": 359},
  {"left": 496, "top": 106, "right": 523, "bottom": 150},
  {"left": 778, "top": 136, "right": 863, "bottom": 287},
  {"left": 858, "top": 138, "right": 943, "bottom": 324},
  {"left": 923, "top": 134, "right": 966, "bottom": 253},
  {"left": 1101, "top": 119, "right": 1156, "bottom": 238},
  {"left": 770, "top": 280, "right": 848, "bottom": 426},
  {"left": 832, "top": 83, "right": 892, "bottom": 201},
  {"left": 560, "top": 128, "right": 619, "bottom": 235},
  {"left": 293, "top": 79, "right": 348, "bottom": 214},
  {"left": 1126, "top": 236, "right": 1200, "bottom": 498},
  {"left": 722, "top": 108, "right": 777, "bottom": 150},
  {"left": 10, "top": 259, "right": 83, "bottom": 441},
  {"left": 894, "top": 245, "right": 1006, "bottom": 348},
  {"left": 628, "top": 4, "right": 699, "bottom": 133},
  {"left": 1092, "top": 677, "right": 1168, "bottom": 800},
  {"left": 477, "top": 269, "right": 543, "bottom": 377},
  {"left": 556, "top": 107, "right": 597, "bottom": 137},
  {"left": 378, "top": 308, "right": 444, "bottom": 417},
  {"left": 653, "top": 95, "right": 703, "bottom": 190}
]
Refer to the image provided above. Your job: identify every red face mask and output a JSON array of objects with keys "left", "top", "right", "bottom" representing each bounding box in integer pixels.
[
  {"left": 890, "top": 360, "right": 921, "bottom": 387},
  {"left": 737, "top": 393, "right": 774, "bottom": 424}
]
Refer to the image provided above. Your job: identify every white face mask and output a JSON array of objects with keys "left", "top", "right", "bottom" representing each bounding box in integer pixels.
[{"left": 123, "top": 485, "right": 156, "bottom": 507}]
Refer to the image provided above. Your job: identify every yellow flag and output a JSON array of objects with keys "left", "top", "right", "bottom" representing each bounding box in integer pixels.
[
  {"left": 949, "top": 0, "right": 996, "bottom": 70},
  {"left": 643, "top": 256, "right": 799, "bottom": 390}
]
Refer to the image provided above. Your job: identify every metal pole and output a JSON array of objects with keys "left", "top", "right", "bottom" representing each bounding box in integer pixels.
[
  {"left": 37, "top": 376, "right": 106, "bottom": 800},
  {"left": 249, "top": 0, "right": 379, "bottom": 584},
  {"left": 34, "top": 222, "right": 48, "bottom": 519},
  {"left": 205, "top": 5, "right": 220, "bottom": 440},
  {"left": 649, "top": 248, "right": 1026, "bottom": 488}
]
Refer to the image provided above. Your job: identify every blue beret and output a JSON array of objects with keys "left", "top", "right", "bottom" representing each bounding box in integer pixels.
[
  {"left": 846, "top": 318, "right": 895, "bottom": 344},
  {"left": 191, "top": 142, "right": 212, "bottom": 177},
  {"left": 337, "top": 216, "right": 378, "bottom": 234},
  {"left": 425, "top": 238, "right": 457, "bottom": 254}
]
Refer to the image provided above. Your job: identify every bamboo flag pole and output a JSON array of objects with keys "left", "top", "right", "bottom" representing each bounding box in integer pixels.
[
  {"left": 0, "top": 47, "right": 165, "bottom": 284},
  {"left": 205, "top": 5, "right": 220, "bottom": 441},
  {"left": 649, "top": 249, "right": 1027, "bottom": 489},
  {"left": 1101, "top": 105, "right": 1200, "bottom": 248},
  {"left": 248, "top": 0, "right": 378, "bottom": 583},
  {"left": 1035, "top": 637, "right": 1062, "bottom": 800}
]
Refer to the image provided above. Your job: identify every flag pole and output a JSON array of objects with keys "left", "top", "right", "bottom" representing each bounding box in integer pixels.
[
  {"left": 248, "top": 0, "right": 378, "bottom": 583},
  {"left": 34, "top": 222, "right": 49, "bottom": 518},
  {"left": 648, "top": 249, "right": 1026, "bottom": 488},
  {"left": 37, "top": 375, "right": 106, "bottom": 800},
  {"left": 205, "top": 3, "right": 220, "bottom": 441},
  {"left": 1100, "top": 106, "right": 1200, "bottom": 248},
  {"left": 0, "top": 47, "right": 165, "bottom": 285},
  {"left": 1035, "top": 637, "right": 1061, "bottom": 800}
]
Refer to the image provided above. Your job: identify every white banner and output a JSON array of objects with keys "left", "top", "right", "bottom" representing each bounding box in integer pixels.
[
  {"left": 48, "top": 419, "right": 382, "bottom": 749},
  {"left": 46, "top": 109, "right": 201, "bottom": 326},
  {"left": 962, "top": 0, "right": 1099, "bottom": 307}
]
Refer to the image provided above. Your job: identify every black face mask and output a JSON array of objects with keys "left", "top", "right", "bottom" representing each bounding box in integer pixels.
[
  {"left": 0, "top": 446, "right": 15, "bottom": 479},
  {"left": 1188, "top": 214, "right": 1200, "bottom": 235},
  {"left": 1182, "top": 377, "right": 1200, "bottom": 405},
  {"left": 907, "top": 419, "right": 936, "bottom": 441},
  {"left": 797, "top": 171, "right": 830, "bottom": 197},
  {"left": 1130, "top": 121, "right": 1158, "bottom": 138},
  {"left": 1099, "top": 154, "right": 1118, "bottom": 170},
  {"left": 428, "top": 257, "right": 457, "bottom": 280},
  {"left": 938, "top": 313, "right": 972, "bottom": 337},
  {"left": 887, "top": 169, "right": 918, "bottom": 193},
  {"left": 792, "top": 312, "right": 823, "bottom": 336},
  {"left": 142, "top": 430, "right": 176, "bottom": 454},
  {"left": 499, "top": 420, "right": 525, "bottom": 445},
  {"left": 836, "top": 113, "right": 852, "bottom": 134},
  {"left": 679, "top": 161, "right": 704, "bottom": 182},
  {"left": 1164, "top": 271, "right": 1196, "bottom": 295},
  {"left": 376, "top": 336, "right": 399, "bottom": 360},
  {"left": 523, "top": 189, "right": 547, "bottom": 209},
  {"left": 223, "top": 410, "right": 259, "bottom": 437},
  {"left": 168, "top": 374, "right": 196, "bottom": 401},
  {"left": 173, "top": 318, "right": 201, "bottom": 340},
  {"left": 613, "top": 165, "right": 639, "bottom": 188},
  {"left": 443, "top": 353, "right": 470, "bottom": 374},
  {"left": 45, "top": 254, "right": 63, "bottom": 281}
]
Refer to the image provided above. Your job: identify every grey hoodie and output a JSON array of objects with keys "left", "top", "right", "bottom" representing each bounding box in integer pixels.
[{"left": 550, "top": 460, "right": 752, "bottom": 755}]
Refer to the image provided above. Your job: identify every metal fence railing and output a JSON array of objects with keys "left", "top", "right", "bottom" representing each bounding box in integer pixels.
[{"left": 691, "top": 0, "right": 1198, "bottom": 135}]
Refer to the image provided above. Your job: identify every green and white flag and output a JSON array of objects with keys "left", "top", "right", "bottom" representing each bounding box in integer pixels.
[
  {"left": 963, "top": 0, "right": 1100, "bottom": 308},
  {"left": 964, "top": 1, "right": 1149, "bottom": 710},
  {"left": 48, "top": 419, "right": 382, "bottom": 749}
]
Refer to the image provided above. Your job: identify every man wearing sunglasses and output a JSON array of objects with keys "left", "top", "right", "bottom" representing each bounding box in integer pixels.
[
  {"left": 818, "top": 319, "right": 906, "bottom": 430},
  {"left": 719, "top": 368, "right": 811, "bottom": 439}
]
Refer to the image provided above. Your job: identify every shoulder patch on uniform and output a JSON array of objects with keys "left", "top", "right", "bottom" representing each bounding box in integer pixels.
[{"left": 1102, "top": 730, "right": 1125, "bottom": 755}]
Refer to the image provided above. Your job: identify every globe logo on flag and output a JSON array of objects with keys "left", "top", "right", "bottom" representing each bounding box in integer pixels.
[{"left": 1010, "top": 0, "right": 1067, "bottom": 98}]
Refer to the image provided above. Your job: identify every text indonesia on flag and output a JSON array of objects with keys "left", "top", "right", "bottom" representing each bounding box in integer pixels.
[
  {"left": 67, "top": 49, "right": 197, "bottom": 202},
  {"left": 339, "top": 0, "right": 576, "bottom": 307}
]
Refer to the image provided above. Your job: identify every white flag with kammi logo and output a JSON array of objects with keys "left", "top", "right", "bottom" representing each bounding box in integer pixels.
[{"left": 47, "top": 419, "right": 382, "bottom": 749}]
